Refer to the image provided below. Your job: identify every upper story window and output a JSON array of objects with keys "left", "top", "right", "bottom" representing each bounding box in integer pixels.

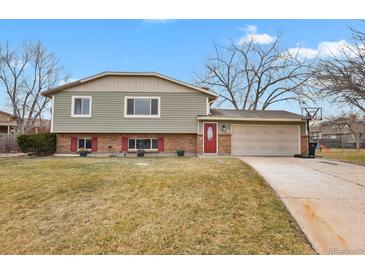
[
  {"left": 124, "top": 96, "right": 160, "bottom": 118},
  {"left": 71, "top": 96, "right": 92, "bottom": 117}
]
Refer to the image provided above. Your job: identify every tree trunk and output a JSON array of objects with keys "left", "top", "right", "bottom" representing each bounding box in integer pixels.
[{"left": 356, "top": 134, "right": 361, "bottom": 151}]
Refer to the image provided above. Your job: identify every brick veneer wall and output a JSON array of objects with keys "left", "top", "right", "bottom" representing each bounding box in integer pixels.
[
  {"left": 196, "top": 134, "right": 203, "bottom": 154},
  {"left": 57, "top": 132, "right": 303, "bottom": 155},
  {"left": 56, "top": 133, "right": 197, "bottom": 154},
  {"left": 196, "top": 133, "right": 231, "bottom": 155},
  {"left": 218, "top": 134, "right": 231, "bottom": 155}
]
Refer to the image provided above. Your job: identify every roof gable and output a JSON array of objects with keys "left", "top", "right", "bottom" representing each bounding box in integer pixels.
[
  {"left": 42, "top": 72, "right": 218, "bottom": 100},
  {"left": 0, "top": 110, "right": 15, "bottom": 121}
]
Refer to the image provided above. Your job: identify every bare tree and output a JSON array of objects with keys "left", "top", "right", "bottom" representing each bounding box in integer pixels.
[
  {"left": 313, "top": 25, "right": 365, "bottom": 112},
  {"left": 327, "top": 113, "right": 364, "bottom": 150},
  {"left": 195, "top": 36, "right": 314, "bottom": 110},
  {"left": 0, "top": 41, "right": 68, "bottom": 133}
]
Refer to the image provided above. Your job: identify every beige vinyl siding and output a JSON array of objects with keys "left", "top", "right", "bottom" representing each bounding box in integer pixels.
[
  {"left": 53, "top": 90, "right": 207, "bottom": 133},
  {"left": 62, "top": 75, "right": 205, "bottom": 94}
]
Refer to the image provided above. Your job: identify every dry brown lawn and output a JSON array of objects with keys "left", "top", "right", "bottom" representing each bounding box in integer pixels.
[
  {"left": 0, "top": 156, "right": 315, "bottom": 254},
  {"left": 317, "top": 148, "right": 365, "bottom": 165}
]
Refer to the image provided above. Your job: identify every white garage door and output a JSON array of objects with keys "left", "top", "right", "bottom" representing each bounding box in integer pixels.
[{"left": 231, "top": 124, "right": 299, "bottom": 156}]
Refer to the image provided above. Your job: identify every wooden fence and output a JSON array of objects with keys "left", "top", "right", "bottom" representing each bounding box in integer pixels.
[{"left": 0, "top": 133, "right": 19, "bottom": 153}]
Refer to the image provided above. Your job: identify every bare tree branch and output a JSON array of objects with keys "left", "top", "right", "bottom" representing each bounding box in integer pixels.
[
  {"left": 313, "top": 24, "right": 365, "bottom": 112},
  {"left": 0, "top": 41, "right": 69, "bottom": 133},
  {"left": 195, "top": 36, "right": 314, "bottom": 110}
]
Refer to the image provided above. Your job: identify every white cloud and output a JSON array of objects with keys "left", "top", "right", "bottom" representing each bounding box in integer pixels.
[
  {"left": 241, "top": 25, "right": 257, "bottom": 33},
  {"left": 287, "top": 47, "right": 319, "bottom": 59},
  {"left": 142, "top": 19, "right": 174, "bottom": 24},
  {"left": 287, "top": 40, "right": 355, "bottom": 59},
  {"left": 239, "top": 33, "right": 276, "bottom": 45},
  {"left": 238, "top": 25, "right": 276, "bottom": 45},
  {"left": 317, "top": 40, "right": 351, "bottom": 56}
]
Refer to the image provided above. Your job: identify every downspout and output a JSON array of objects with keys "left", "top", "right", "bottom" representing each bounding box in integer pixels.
[{"left": 307, "top": 118, "right": 310, "bottom": 155}]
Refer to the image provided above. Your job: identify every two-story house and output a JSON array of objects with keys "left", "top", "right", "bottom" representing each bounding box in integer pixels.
[{"left": 43, "top": 72, "right": 307, "bottom": 156}]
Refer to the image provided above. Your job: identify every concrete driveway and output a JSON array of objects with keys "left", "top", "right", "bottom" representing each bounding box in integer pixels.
[{"left": 240, "top": 157, "right": 365, "bottom": 255}]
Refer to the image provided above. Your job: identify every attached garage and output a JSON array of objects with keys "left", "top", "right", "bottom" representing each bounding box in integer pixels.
[
  {"left": 198, "top": 109, "right": 307, "bottom": 156},
  {"left": 231, "top": 124, "right": 300, "bottom": 156}
]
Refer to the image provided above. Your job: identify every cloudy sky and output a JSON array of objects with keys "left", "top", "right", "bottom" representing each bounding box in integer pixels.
[{"left": 0, "top": 19, "right": 361, "bottom": 115}]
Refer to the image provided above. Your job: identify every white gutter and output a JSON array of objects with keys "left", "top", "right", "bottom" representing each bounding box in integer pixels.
[{"left": 197, "top": 116, "right": 305, "bottom": 122}]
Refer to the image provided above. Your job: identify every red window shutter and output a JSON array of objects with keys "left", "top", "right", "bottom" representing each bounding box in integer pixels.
[
  {"left": 71, "top": 136, "right": 77, "bottom": 152},
  {"left": 122, "top": 137, "right": 128, "bottom": 152},
  {"left": 91, "top": 137, "right": 98, "bottom": 152},
  {"left": 158, "top": 137, "right": 164, "bottom": 152}
]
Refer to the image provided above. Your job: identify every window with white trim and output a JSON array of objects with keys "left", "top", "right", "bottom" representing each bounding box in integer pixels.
[
  {"left": 72, "top": 96, "right": 92, "bottom": 117},
  {"left": 125, "top": 97, "right": 160, "bottom": 117},
  {"left": 128, "top": 138, "right": 158, "bottom": 150},
  {"left": 78, "top": 138, "right": 92, "bottom": 150}
]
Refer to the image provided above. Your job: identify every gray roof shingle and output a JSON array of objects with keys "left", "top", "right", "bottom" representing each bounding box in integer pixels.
[{"left": 208, "top": 109, "right": 304, "bottom": 120}]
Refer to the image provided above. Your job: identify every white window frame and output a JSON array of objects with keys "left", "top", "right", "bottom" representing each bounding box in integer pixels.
[
  {"left": 124, "top": 96, "right": 160, "bottom": 118},
  {"left": 128, "top": 138, "right": 159, "bottom": 151},
  {"left": 71, "top": 96, "right": 92, "bottom": 118},
  {"left": 77, "top": 137, "right": 92, "bottom": 151}
]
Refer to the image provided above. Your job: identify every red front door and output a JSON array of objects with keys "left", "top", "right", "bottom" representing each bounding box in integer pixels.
[{"left": 204, "top": 123, "right": 217, "bottom": 153}]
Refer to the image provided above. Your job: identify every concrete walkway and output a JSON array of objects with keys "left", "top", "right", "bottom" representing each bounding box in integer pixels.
[
  {"left": 240, "top": 157, "right": 365, "bottom": 255},
  {"left": 0, "top": 153, "right": 26, "bottom": 158}
]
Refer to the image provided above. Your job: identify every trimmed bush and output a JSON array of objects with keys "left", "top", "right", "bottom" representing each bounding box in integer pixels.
[{"left": 17, "top": 133, "right": 56, "bottom": 156}]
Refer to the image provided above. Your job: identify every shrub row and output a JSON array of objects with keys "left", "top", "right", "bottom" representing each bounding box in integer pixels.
[{"left": 17, "top": 133, "right": 56, "bottom": 156}]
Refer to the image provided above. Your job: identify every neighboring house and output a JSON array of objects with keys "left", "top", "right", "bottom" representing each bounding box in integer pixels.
[
  {"left": 42, "top": 72, "right": 307, "bottom": 156},
  {"left": 310, "top": 119, "right": 365, "bottom": 148},
  {"left": 0, "top": 111, "right": 18, "bottom": 153},
  {"left": 26, "top": 119, "right": 51, "bottom": 134},
  {"left": 0, "top": 110, "right": 50, "bottom": 134},
  {"left": 0, "top": 111, "right": 18, "bottom": 134}
]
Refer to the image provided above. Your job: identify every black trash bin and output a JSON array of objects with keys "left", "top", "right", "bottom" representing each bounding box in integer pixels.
[{"left": 308, "top": 142, "right": 317, "bottom": 157}]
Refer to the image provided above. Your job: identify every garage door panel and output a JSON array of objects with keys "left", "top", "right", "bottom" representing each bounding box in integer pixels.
[
  {"left": 231, "top": 124, "right": 299, "bottom": 156},
  {"left": 232, "top": 135, "right": 297, "bottom": 142},
  {"left": 232, "top": 141, "right": 297, "bottom": 149}
]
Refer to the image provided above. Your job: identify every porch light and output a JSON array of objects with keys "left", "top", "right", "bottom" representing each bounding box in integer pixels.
[{"left": 222, "top": 125, "right": 226, "bottom": 132}]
